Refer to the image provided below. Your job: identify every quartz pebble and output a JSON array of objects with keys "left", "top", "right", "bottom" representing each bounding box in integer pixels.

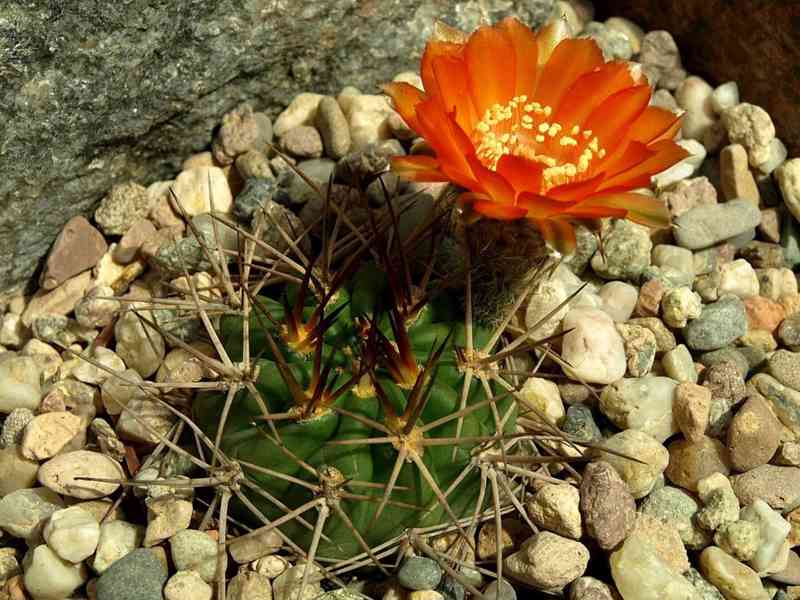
[
  {"left": 662, "top": 286, "right": 702, "bottom": 328},
  {"left": 44, "top": 505, "right": 101, "bottom": 563},
  {"left": 662, "top": 344, "right": 698, "bottom": 383},
  {"left": 699, "top": 546, "right": 769, "bottom": 600},
  {"left": 740, "top": 499, "right": 791, "bottom": 574},
  {"left": 93, "top": 520, "right": 145, "bottom": 574},
  {"left": 599, "top": 376, "right": 677, "bottom": 442},
  {"left": 519, "top": 377, "right": 565, "bottom": 428},
  {"left": 630, "top": 513, "right": 690, "bottom": 574},
  {"left": 673, "top": 382, "right": 711, "bottom": 442},
  {"left": 527, "top": 484, "right": 581, "bottom": 540},
  {"left": 20, "top": 410, "right": 83, "bottom": 460},
  {"left": 170, "top": 529, "right": 218, "bottom": 582},
  {"left": 0, "top": 354, "right": 42, "bottom": 413},
  {"left": 23, "top": 544, "right": 88, "bottom": 600},
  {"left": 504, "top": 532, "right": 589, "bottom": 591},
  {"left": 114, "top": 310, "right": 165, "bottom": 378},
  {"left": 696, "top": 473, "right": 741, "bottom": 533},
  {"left": 144, "top": 495, "right": 193, "bottom": 547},
  {"left": 39, "top": 450, "right": 125, "bottom": 499},
  {"left": 164, "top": 570, "right": 213, "bottom": 600},
  {"left": 715, "top": 520, "right": 761, "bottom": 562},
  {"left": 722, "top": 103, "right": 776, "bottom": 168},
  {"left": 599, "top": 429, "right": 669, "bottom": 498},
  {"left": 0, "top": 445, "right": 39, "bottom": 496},
  {"left": 0, "top": 487, "right": 64, "bottom": 539},
  {"left": 561, "top": 308, "right": 627, "bottom": 384},
  {"left": 273, "top": 93, "right": 323, "bottom": 137},
  {"left": 228, "top": 571, "right": 272, "bottom": 600},
  {"left": 273, "top": 561, "right": 322, "bottom": 600},
  {"left": 599, "top": 281, "right": 638, "bottom": 322}
]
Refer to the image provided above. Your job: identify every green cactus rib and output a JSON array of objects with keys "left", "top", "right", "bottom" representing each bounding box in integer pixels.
[{"left": 193, "top": 264, "right": 516, "bottom": 560}]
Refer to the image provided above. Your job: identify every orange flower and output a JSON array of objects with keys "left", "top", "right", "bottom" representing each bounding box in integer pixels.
[{"left": 382, "top": 17, "right": 688, "bottom": 253}]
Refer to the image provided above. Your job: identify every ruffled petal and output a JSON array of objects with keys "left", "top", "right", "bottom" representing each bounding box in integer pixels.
[
  {"left": 517, "top": 193, "right": 579, "bottom": 219},
  {"left": 627, "top": 106, "right": 684, "bottom": 144},
  {"left": 414, "top": 98, "right": 477, "bottom": 186},
  {"left": 534, "top": 38, "right": 604, "bottom": 110},
  {"left": 466, "top": 154, "right": 516, "bottom": 206},
  {"left": 464, "top": 25, "right": 516, "bottom": 112},
  {"left": 430, "top": 55, "right": 479, "bottom": 133},
  {"left": 598, "top": 140, "right": 689, "bottom": 191},
  {"left": 495, "top": 155, "right": 544, "bottom": 197},
  {"left": 421, "top": 40, "right": 464, "bottom": 98},
  {"left": 381, "top": 82, "right": 426, "bottom": 133},
  {"left": 497, "top": 17, "right": 540, "bottom": 99},
  {"left": 579, "top": 84, "right": 652, "bottom": 151},
  {"left": 551, "top": 62, "right": 636, "bottom": 130},
  {"left": 389, "top": 155, "right": 450, "bottom": 182}
]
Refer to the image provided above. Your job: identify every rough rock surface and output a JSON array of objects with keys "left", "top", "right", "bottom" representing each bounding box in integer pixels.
[{"left": 0, "top": 0, "right": 556, "bottom": 293}]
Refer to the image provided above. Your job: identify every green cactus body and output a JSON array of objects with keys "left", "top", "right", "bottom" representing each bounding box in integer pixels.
[{"left": 193, "top": 265, "right": 516, "bottom": 560}]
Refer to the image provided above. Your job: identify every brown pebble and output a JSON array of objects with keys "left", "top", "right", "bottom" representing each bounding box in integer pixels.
[
  {"left": 744, "top": 296, "right": 786, "bottom": 333},
  {"left": 770, "top": 550, "right": 800, "bottom": 586},
  {"left": 673, "top": 382, "right": 711, "bottom": 442},
  {"left": 665, "top": 436, "right": 731, "bottom": 491},
  {"left": 727, "top": 395, "right": 782, "bottom": 472},
  {"left": 634, "top": 279, "right": 666, "bottom": 318},
  {"left": 579, "top": 461, "right": 636, "bottom": 551},
  {"left": 279, "top": 125, "right": 323, "bottom": 158},
  {"left": 732, "top": 464, "right": 800, "bottom": 510},
  {"left": 113, "top": 219, "right": 157, "bottom": 265},
  {"left": 702, "top": 361, "right": 746, "bottom": 404},
  {"left": 758, "top": 208, "right": 781, "bottom": 244},
  {"left": 40, "top": 216, "right": 108, "bottom": 290}
]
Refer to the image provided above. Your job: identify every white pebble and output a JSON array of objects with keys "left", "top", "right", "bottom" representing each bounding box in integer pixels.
[
  {"left": 711, "top": 81, "right": 740, "bottom": 114},
  {"left": 44, "top": 506, "right": 101, "bottom": 563},
  {"left": 23, "top": 545, "right": 88, "bottom": 600},
  {"left": 718, "top": 259, "right": 760, "bottom": 298},
  {"left": 114, "top": 310, "right": 165, "bottom": 378},
  {"left": 610, "top": 534, "right": 699, "bottom": 600},
  {"left": 0, "top": 487, "right": 64, "bottom": 539},
  {"left": 0, "top": 354, "right": 42, "bottom": 413},
  {"left": 661, "top": 287, "right": 703, "bottom": 329},
  {"left": 93, "top": 520, "right": 145, "bottom": 574},
  {"left": 561, "top": 308, "right": 626, "bottom": 384},
  {"left": 740, "top": 499, "right": 791, "bottom": 574},
  {"left": 39, "top": 450, "right": 125, "bottom": 499},
  {"left": 675, "top": 76, "right": 716, "bottom": 141},
  {"left": 518, "top": 377, "right": 565, "bottom": 428},
  {"left": 171, "top": 166, "right": 233, "bottom": 217},
  {"left": 21, "top": 411, "right": 84, "bottom": 461},
  {"left": 777, "top": 158, "right": 800, "bottom": 224},
  {"left": 273, "top": 93, "right": 324, "bottom": 137},
  {"left": 598, "top": 281, "right": 638, "bottom": 322}
]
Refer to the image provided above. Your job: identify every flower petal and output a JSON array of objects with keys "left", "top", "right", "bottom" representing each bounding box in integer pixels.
[
  {"left": 430, "top": 55, "right": 478, "bottom": 133},
  {"left": 464, "top": 25, "right": 516, "bottom": 112},
  {"left": 382, "top": 82, "right": 425, "bottom": 133},
  {"left": 534, "top": 218, "right": 577, "bottom": 255},
  {"left": 497, "top": 17, "right": 540, "bottom": 98},
  {"left": 552, "top": 62, "right": 636, "bottom": 130},
  {"left": 547, "top": 172, "right": 606, "bottom": 201},
  {"left": 574, "top": 192, "right": 671, "bottom": 228},
  {"left": 472, "top": 200, "right": 528, "bottom": 220},
  {"left": 580, "top": 84, "right": 652, "bottom": 151},
  {"left": 389, "top": 155, "right": 450, "bottom": 182},
  {"left": 495, "top": 155, "right": 544, "bottom": 197},
  {"left": 466, "top": 154, "right": 516, "bottom": 205},
  {"left": 627, "top": 106, "right": 684, "bottom": 144},
  {"left": 535, "top": 20, "right": 572, "bottom": 65},
  {"left": 421, "top": 40, "right": 464, "bottom": 99},
  {"left": 534, "top": 38, "right": 604, "bottom": 111},
  {"left": 517, "top": 193, "right": 580, "bottom": 219},
  {"left": 598, "top": 140, "right": 689, "bottom": 191},
  {"left": 414, "top": 98, "right": 476, "bottom": 186}
]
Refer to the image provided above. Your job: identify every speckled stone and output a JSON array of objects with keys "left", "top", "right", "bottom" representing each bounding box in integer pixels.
[
  {"left": 732, "top": 465, "right": 800, "bottom": 510},
  {"left": 640, "top": 486, "right": 711, "bottom": 550},
  {"left": 683, "top": 295, "right": 748, "bottom": 351},
  {"left": 96, "top": 548, "right": 167, "bottom": 600},
  {"left": 727, "top": 395, "right": 782, "bottom": 472},
  {"left": 398, "top": 557, "right": 443, "bottom": 591},
  {"left": 665, "top": 436, "right": 731, "bottom": 492}
]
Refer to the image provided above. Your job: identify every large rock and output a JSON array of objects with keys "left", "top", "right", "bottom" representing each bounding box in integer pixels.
[{"left": 0, "top": 0, "right": 557, "bottom": 294}]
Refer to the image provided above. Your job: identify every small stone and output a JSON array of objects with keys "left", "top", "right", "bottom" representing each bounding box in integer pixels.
[
  {"left": 477, "top": 521, "right": 519, "bottom": 561},
  {"left": 229, "top": 526, "right": 282, "bottom": 563},
  {"left": 399, "top": 557, "right": 443, "bottom": 591},
  {"left": 662, "top": 287, "right": 703, "bottom": 328},
  {"left": 703, "top": 361, "right": 746, "bottom": 404},
  {"left": 732, "top": 465, "right": 800, "bottom": 511},
  {"left": 164, "top": 570, "right": 213, "bottom": 600},
  {"left": 676, "top": 75, "right": 716, "bottom": 141},
  {"left": 273, "top": 93, "right": 324, "bottom": 137},
  {"left": 715, "top": 521, "right": 762, "bottom": 562},
  {"left": 720, "top": 145, "right": 760, "bottom": 205},
  {"left": 718, "top": 259, "right": 760, "bottom": 298},
  {"left": 770, "top": 550, "right": 800, "bottom": 586},
  {"left": 315, "top": 96, "right": 351, "bottom": 159},
  {"left": 579, "top": 461, "right": 636, "bottom": 549},
  {"left": 683, "top": 295, "right": 748, "bottom": 351},
  {"left": 674, "top": 382, "right": 711, "bottom": 442},
  {"left": 758, "top": 208, "right": 781, "bottom": 243},
  {"left": 39, "top": 449, "right": 125, "bottom": 499},
  {"left": 527, "top": 484, "right": 581, "bottom": 539},
  {"left": 699, "top": 546, "right": 769, "bottom": 600},
  {"left": 114, "top": 219, "right": 157, "bottom": 264},
  {"left": 711, "top": 82, "right": 740, "bottom": 114},
  {"left": 562, "top": 405, "right": 602, "bottom": 443},
  {"left": 654, "top": 139, "right": 706, "bottom": 187},
  {"left": 769, "top": 350, "right": 800, "bottom": 391},
  {"left": 660, "top": 176, "right": 717, "bottom": 219},
  {"left": 640, "top": 30, "right": 681, "bottom": 87},
  {"left": 228, "top": 571, "right": 272, "bottom": 600},
  {"left": 750, "top": 373, "right": 800, "bottom": 436},
  {"left": 568, "top": 576, "right": 617, "bottom": 600},
  {"left": 635, "top": 278, "right": 666, "bottom": 317},
  {"left": 590, "top": 219, "right": 652, "bottom": 281},
  {"left": 233, "top": 177, "right": 277, "bottom": 222},
  {"left": 583, "top": 21, "right": 633, "bottom": 60},
  {"left": 666, "top": 436, "right": 730, "bottom": 492},
  {"left": 0, "top": 354, "right": 42, "bottom": 413},
  {"left": 662, "top": 344, "right": 698, "bottom": 383},
  {"left": 214, "top": 103, "right": 270, "bottom": 164},
  {"left": 23, "top": 544, "right": 88, "bottom": 600},
  {"left": 43, "top": 378, "right": 97, "bottom": 421},
  {"left": 740, "top": 499, "right": 791, "bottom": 573},
  {"left": 727, "top": 395, "right": 782, "bottom": 472},
  {"left": 599, "top": 281, "right": 638, "bottom": 322},
  {"left": 518, "top": 377, "right": 565, "bottom": 428},
  {"left": 674, "top": 199, "right": 761, "bottom": 250},
  {"left": 697, "top": 472, "right": 740, "bottom": 531},
  {"left": 561, "top": 308, "right": 626, "bottom": 384},
  {"left": 525, "top": 276, "right": 570, "bottom": 338},
  {"left": 74, "top": 285, "right": 120, "bottom": 329},
  {"left": 0, "top": 445, "right": 39, "bottom": 496},
  {"left": 101, "top": 368, "right": 148, "bottom": 416},
  {"left": 504, "top": 532, "right": 589, "bottom": 591},
  {"left": 599, "top": 430, "right": 669, "bottom": 499},
  {"left": 95, "top": 182, "right": 152, "bottom": 236},
  {"left": 757, "top": 267, "right": 797, "bottom": 301},
  {"left": 743, "top": 296, "right": 785, "bottom": 334},
  {"left": 610, "top": 534, "right": 700, "bottom": 600},
  {"left": 483, "top": 578, "right": 516, "bottom": 600},
  {"left": 44, "top": 506, "right": 101, "bottom": 563},
  {"left": 272, "top": 561, "right": 322, "bottom": 600},
  {"left": 171, "top": 166, "right": 233, "bottom": 216},
  {"left": 275, "top": 157, "right": 335, "bottom": 206},
  {"left": 0, "top": 407, "right": 34, "bottom": 447},
  {"left": 96, "top": 548, "right": 168, "bottom": 600},
  {"left": 345, "top": 94, "right": 395, "bottom": 150},
  {"left": 0, "top": 313, "right": 27, "bottom": 349},
  {"left": 143, "top": 495, "right": 192, "bottom": 547},
  {"left": 280, "top": 125, "right": 323, "bottom": 158},
  {"left": 170, "top": 529, "right": 218, "bottom": 583},
  {"left": 235, "top": 149, "right": 273, "bottom": 180},
  {"left": 599, "top": 376, "right": 677, "bottom": 441},
  {"left": 116, "top": 397, "right": 176, "bottom": 445},
  {"left": 617, "top": 323, "right": 657, "bottom": 377},
  {"left": 20, "top": 411, "right": 84, "bottom": 460},
  {"left": 40, "top": 215, "right": 108, "bottom": 290},
  {"left": 781, "top": 313, "right": 800, "bottom": 349},
  {"left": 640, "top": 486, "right": 710, "bottom": 550},
  {"left": 21, "top": 270, "right": 93, "bottom": 327},
  {"left": 114, "top": 310, "right": 166, "bottom": 378},
  {"left": 0, "top": 487, "right": 64, "bottom": 539},
  {"left": 631, "top": 513, "right": 690, "bottom": 574},
  {"left": 93, "top": 520, "right": 145, "bottom": 574}
]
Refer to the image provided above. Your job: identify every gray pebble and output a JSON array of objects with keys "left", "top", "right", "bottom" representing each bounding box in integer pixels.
[
  {"left": 674, "top": 199, "right": 761, "bottom": 250},
  {"left": 437, "top": 575, "right": 465, "bottom": 600},
  {"left": 684, "top": 567, "right": 725, "bottom": 600},
  {"left": 279, "top": 125, "right": 323, "bottom": 158},
  {"left": 274, "top": 158, "right": 335, "bottom": 205},
  {"left": 233, "top": 178, "right": 278, "bottom": 222},
  {"left": 590, "top": 219, "right": 652, "bottom": 281},
  {"left": 768, "top": 349, "right": 800, "bottom": 391},
  {"left": 583, "top": 22, "right": 633, "bottom": 60},
  {"left": 398, "top": 556, "right": 443, "bottom": 591},
  {"left": 562, "top": 405, "right": 602, "bottom": 443},
  {"left": 96, "top": 548, "right": 167, "bottom": 600},
  {"left": 315, "top": 96, "right": 351, "bottom": 159},
  {"left": 683, "top": 295, "right": 747, "bottom": 351},
  {"left": 483, "top": 578, "right": 516, "bottom": 600},
  {"left": 698, "top": 347, "right": 749, "bottom": 377}
]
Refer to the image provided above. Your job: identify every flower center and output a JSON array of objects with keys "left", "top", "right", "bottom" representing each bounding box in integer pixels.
[{"left": 472, "top": 95, "right": 607, "bottom": 191}]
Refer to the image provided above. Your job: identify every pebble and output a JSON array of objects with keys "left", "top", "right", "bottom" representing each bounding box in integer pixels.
[
  {"left": 74, "top": 285, "right": 119, "bottom": 328},
  {"left": 0, "top": 406, "right": 34, "bottom": 447},
  {"left": 722, "top": 103, "right": 775, "bottom": 168},
  {"left": 732, "top": 465, "right": 800, "bottom": 510},
  {"left": 727, "top": 395, "right": 782, "bottom": 472},
  {"left": 740, "top": 499, "right": 791, "bottom": 573},
  {"left": 718, "top": 259, "right": 760, "bottom": 298},
  {"left": 715, "top": 520, "right": 762, "bottom": 562},
  {"left": 71, "top": 346, "right": 126, "bottom": 385},
  {"left": 639, "top": 30, "right": 682, "bottom": 87},
  {"left": 115, "top": 396, "right": 176, "bottom": 444},
  {"left": 704, "top": 361, "right": 746, "bottom": 404},
  {"left": 0, "top": 313, "right": 27, "bottom": 349},
  {"left": 43, "top": 505, "right": 101, "bottom": 563},
  {"left": 518, "top": 377, "right": 565, "bottom": 428},
  {"left": 345, "top": 94, "right": 395, "bottom": 150},
  {"left": 96, "top": 548, "right": 168, "bottom": 600},
  {"left": 93, "top": 520, "right": 145, "bottom": 574},
  {"left": 228, "top": 571, "right": 272, "bottom": 600},
  {"left": 696, "top": 473, "right": 740, "bottom": 533},
  {"left": 273, "top": 93, "right": 323, "bottom": 137},
  {"left": 720, "top": 144, "right": 760, "bottom": 204},
  {"left": 676, "top": 76, "right": 716, "bottom": 141},
  {"left": 750, "top": 373, "right": 800, "bottom": 436},
  {"left": 275, "top": 157, "right": 335, "bottom": 206},
  {"left": 164, "top": 570, "right": 213, "bottom": 600},
  {"left": 280, "top": 125, "right": 323, "bottom": 158},
  {"left": 504, "top": 532, "right": 589, "bottom": 590},
  {"left": 590, "top": 219, "right": 652, "bottom": 281},
  {"left": 273, "top": 561, "right": 322, "bottom": 600},
  {"left": 0, "top": 487, "right": 64, "bottom": 539},
  {"left": 653, "top": 245, "right": 695, "bottom": 278},
  {"left": 630, "top": 513, "right": 690, "bottom": 574},
  {"left": 768, "top": 350, "right": 800, "bottom": 391},
  {"left": 599, "top": 429, "right": 669, "bottom": 499},
  {"left": 568, "top": 576, "right": 616, "bottom": 600},
  {"left": 711, "top": 81, "right": 739, "bottom": 114},
  {"left": 114, "top": 218, "right": 157, "bottom": 264},
  {"left": 617, "top": 323, "right": 657, "bottom": 376},
  {"left": 41, "top": 215, "right": 108, "bottom": 290},
  {"left": 39, "top": 450, "right": 125, "bottom": 499},
  {"left": 95, "top": 182, "right": 153, "bottom": 236},
  {"left": 399, "top": 557, "right": 442, "bottom": 591},
  {"left": 0, "top": 445, "right": 39, "bottom": 496},
  {"left": 143, "top": 495, "right": 193, "bottom": 547},
  {"left": 665, "top": 436, "right": 731, "bottom": 492},
  {"left": 0, "top": 354, "right": 42, "bottom": 413},
  {"left": 315, "top": 96, "right": 351, "bottom": 159},
  {"left": 640, "top": 486, "right": 710, "bottom": 550},
  {"left": 579, "top": 461, "right": 636, "bottom": 549},
  {"left": 662, "top": 287, "right": 702, "bottom": 328},
  {"left": 771, "top": 550, "right": 800, "bottom": 585},
  {"left": 23, "top": 544, "right": 88, "bottom": 600},
  {"left": 660, "top": 176, "right": 717, "bottom": 219},
  {"left": 484, "top": 578, "right": 516, "bottom": 600},
  {"left": 235, "top": 149, "right": 273, "bottom": 180},
  {"left": 600, "top": 376, "right": 677, "bottom": 442},
  {"left": 214, "top": 103, "right": 270, "bottom": 164},
  {"left": 662, "top": 344, "right": 698, "bottom": 383},
  {"left": 101, "top": 367, "right": 147, "bottom": 415},
  {"left": 527, "top": 484, "right": 581, "bottom": 539},
  {"left": 629, "top": 317, "right": 677, "bottom": 352},
  {"left": 170, "top": 529, "right": 218, "bottom": 582},
  {"left": 673, "top": 199, "right": 761, "bottom": 250},
  {"left": 525, "top": 277, "right": 571, "bottom": 338},
  {"left": 561, "top": 308, "right": 627, "bottom": 384},
  {"left": 20, "top": 411, "right": 83, "bottom": 460},
  {"left": 171, "top": 166, "right": 233, "bottom": 216},
  {"left": 228, "top": 525, "right": 282, "bottom": 564},
  {"left": 699, "top": 546, "right": 769, "bottom": 600},
  {"left": 654, "top": 139, "right": 706, "bottom": 187},
  {"left": 744, "top": 296, "right": 785, "bottom": 334},
  {"left": 758, "top": 267, "right": 797, "bottom": 301},
  {"left": 683, "top": 295, "right": 748, "bottom": 351},
  {"left": 583, "top": 21, "right": 633, "bottom": 60},
  {"left": 610, "top": 534, "right": 699, "bottom": 600},
  {"left": 114, "top": 310, "right": 166, "bottom": 378},
  {"left": 599, "top": 281, "right": 638, "bottom": 322},
  {"left": 673, "top": 382, "right": 711, "bottom": 441}
]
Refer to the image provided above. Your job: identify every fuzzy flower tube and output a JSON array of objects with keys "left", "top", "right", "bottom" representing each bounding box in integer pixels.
[{"left": 383, "top": 17, "right": 688, "bottom": 254}]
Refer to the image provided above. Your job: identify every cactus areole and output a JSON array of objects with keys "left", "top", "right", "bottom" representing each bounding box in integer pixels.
[{"left": 194, "top": 259, "right": 516, "bottom": 560}]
